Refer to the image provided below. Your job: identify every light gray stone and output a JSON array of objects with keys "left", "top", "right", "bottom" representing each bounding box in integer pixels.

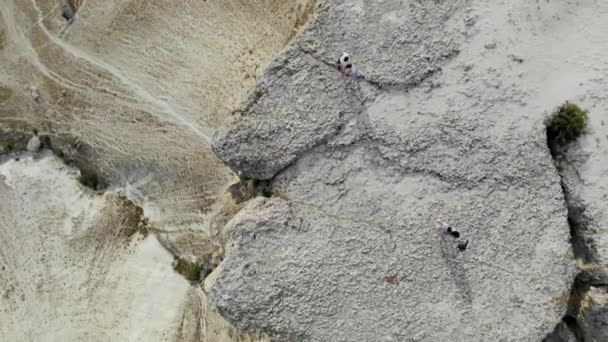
[
  {"left": 209, "top": 0, "right": 608, "bottom": 340},
  {"left": 26, "top": 135, "right": 41, "bottom": 152},
  {"left": 211, "top": 126, "right": 574, "bottom": 341},
  {"left": 557, "top": 90, "right": 608, "bottom": 268},
  {"left": 211, "top": 0, "right": 466, "bottom": 180},
  {"left": 296, "top": 0, "right": 464, "bottom": 86},
  {"left": 212, "top": 49, "right": 375, "bottom": 180}
]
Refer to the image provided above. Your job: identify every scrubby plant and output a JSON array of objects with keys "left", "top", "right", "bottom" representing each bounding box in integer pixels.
[
  {"left": 172, "top": 256, "right": 201, "bottom": 282},
  {"left": 78, "top": 169, "right": 101, "bottom": 190},
  {"left": 546, "top": 101, "right": 589, "bottom": 146}
]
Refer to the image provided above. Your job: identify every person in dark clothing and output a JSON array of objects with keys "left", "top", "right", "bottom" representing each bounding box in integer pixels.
[
  {"left": 458, "top": 240, "right": 469, "bottom": 251},
  {"left": 446, "top": 226, "right": 460, "bottom": 238},
  {"left": 438, "top": 217, "right": 469, "bottom": 251}
]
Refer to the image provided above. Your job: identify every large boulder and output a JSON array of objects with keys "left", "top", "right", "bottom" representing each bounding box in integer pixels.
[
  {"left": 210, "top": 107, "right": 573, "bottom": 340},
  {"left": 211, "top": 0, "right": 465, "bottom": 179},
  {"left": 210, "top": 0, "right": 608, "bottom": 340}
]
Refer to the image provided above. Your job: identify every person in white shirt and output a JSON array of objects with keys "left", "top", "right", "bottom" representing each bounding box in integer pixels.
[
  {"left": 337, "top": 52, "right": 359, "bottom": 80},
  {"left": 437, "top": 217, "right": 468, "bottom": 251}
]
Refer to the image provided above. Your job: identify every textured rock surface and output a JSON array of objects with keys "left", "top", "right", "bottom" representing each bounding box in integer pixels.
[
  {"left": 212, "top": 0, "right": 464, "bottom": 179},
  {"left": 212, "top": 49, "right": 377, "bottom": 180},
  {"left": 25, "top": 135, "right": 40, "bottom": 152},
  {"left": 553, "top": 63, "right": 608, "bottom": 342},
  {"left": 557, "top": 79, "right": 608, "bottom": 266},
  {"left": 211, "top": 0, "right": 608, "bottom": 340},
  {"left": 212, "top": 144, "right": 572, "bottom": 341},
  {"left": 2, "top": 0, "right": 608, "bottom": 340},
  {"left": 542, "top": 3, "right": 608, "bottom": 336}
]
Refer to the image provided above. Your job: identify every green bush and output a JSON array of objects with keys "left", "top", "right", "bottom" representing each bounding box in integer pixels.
[
  {"left": 172, "top": 257, "right": 201, "bottom": 282},
  {"left": 546, "top": 102, "right": 589, "bottom": 146},
  {"left": 78, "top": 169, "right": 101, "bottom": 190}
]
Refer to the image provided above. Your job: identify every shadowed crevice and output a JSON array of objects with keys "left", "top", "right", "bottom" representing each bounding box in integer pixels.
[{"left": 544, "top": 109, "right": 602, "bottom": 342}]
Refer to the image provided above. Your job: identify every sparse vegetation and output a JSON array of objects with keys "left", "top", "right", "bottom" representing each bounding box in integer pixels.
[
  {"left": 78, "top": 169, "right": 102, "bottom": 190},
  {"left": 137, "top": 217, "right": 149, "bottom": 237},
  {"left": 272, "top": 190, "right": 290, "bottom": 201},
  {"left": 553, "top": 290, "right": 571, "bottom": 315},
  {"left": 0, "top": 86, "right": 12, "bottom": 103},
  {"left": 172, "top": 256, "right": 201, "bottom": 283},
  {"left": 0, "top": 28, "right": 5, "bottom": 50},
  {"left": 113, "top": 195, "right": 150, "bottom": 238},
  {"left": 546, "top": 101, "right": 589, "bottom": 146},
  {"left": 384, "top": 274, "right": 399, "bottom": 285},
  {"left": 578, "top": 290, "right": 593, "bottom": 318}
]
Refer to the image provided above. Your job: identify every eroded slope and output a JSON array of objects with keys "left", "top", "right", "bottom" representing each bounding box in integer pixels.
[
  {"left": 0, "top": 153, "right": 188, "bottom": 340},
  {"left": 0, "top": 0, "right": 314, "bottom": 340}
]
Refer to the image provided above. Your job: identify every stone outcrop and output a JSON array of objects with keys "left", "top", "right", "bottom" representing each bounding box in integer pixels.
[{"left": 210, "top": 0, "right": 608, "bottom": 340}]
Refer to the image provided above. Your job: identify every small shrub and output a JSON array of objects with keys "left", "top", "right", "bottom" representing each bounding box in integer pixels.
[
  {"left": 578, "top": 290, "right": 593, "bottom": 317},
  {"left": 137, "top": 217, "right": 150, "bottom": 238},
  {"left": 172, "top": 257, "right": 201, "bottom": 282},
  {"left": 78, "top": 169, "right": 101, "bottom": 190},
  {"left": 546, "top": 101, "right": 589, "bottom": 146}
]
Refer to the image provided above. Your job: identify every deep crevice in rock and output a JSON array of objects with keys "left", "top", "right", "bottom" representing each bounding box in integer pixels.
[
  {"left": 544, "top": 119, "right": 602, "bottom": 342},
  {"left": 299, "top": 46, "right": 458, "bottom": 93},
  {"left": 558, "top": 274, "right": 591, "bottom": 342},
  {"left": 546, "top": 130, "right": 597, "bottom": 264}
]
